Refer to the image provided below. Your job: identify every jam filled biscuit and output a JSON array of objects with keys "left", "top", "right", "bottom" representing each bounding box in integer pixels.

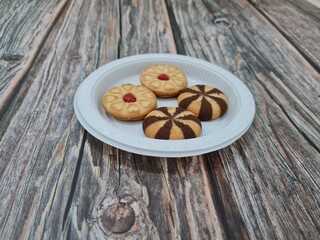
[
  {"left": 178, "top": 85, "right": 228, "bottom": 121},
  {"left": 142, "top": 107, "right": 202, "bottom": 140},
  {"left": 102, "top": 83, "right": 157, "bottom": 121},
  {"left": 140, "top": 64, "right": 188, "bottom": 97}
]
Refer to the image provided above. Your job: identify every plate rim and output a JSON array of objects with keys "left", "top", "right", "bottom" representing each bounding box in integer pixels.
[{"left": 74, "top": 53, "right": 255, "bottom": 157}]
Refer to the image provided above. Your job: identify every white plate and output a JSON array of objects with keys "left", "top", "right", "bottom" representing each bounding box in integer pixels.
[{"left": 74, "top": 54, "right": 255, "bottom": 157}]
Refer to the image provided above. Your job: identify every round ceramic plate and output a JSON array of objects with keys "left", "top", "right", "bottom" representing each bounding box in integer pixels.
[{"left": 74, "top": 54, "right": 255, "bottom": 157}]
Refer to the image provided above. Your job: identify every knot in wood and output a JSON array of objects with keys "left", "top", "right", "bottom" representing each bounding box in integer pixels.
[
  {"left": 1, "top": 54, "right": 24, "bottom": 63},
  {"left": 101, "top": 202, "right": 135, "bottom": 234},
  {"left": 213, "top": 17, "right": 232, "bottom": 28}
]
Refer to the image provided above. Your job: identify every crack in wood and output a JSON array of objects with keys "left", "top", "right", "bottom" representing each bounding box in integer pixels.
[
  {"left": 205, "top": 153, "right": 248, "bottom": 240},
  {"left": 163, "top": 0, "right": 184, "bottom": 54},
  {"left": 62, "top": 131, "right": 86, "bottom": 229},
  {"left": 115, "top": 148, "right": 121, "bottom": 198}
]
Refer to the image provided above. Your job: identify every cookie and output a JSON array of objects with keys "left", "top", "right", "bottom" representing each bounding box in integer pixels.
[
  {"left": 140, "top": 64, "right": 188, "bottom": 97},
  {"left": 178, "top": 85, "right": 228, "bottom": 121},
  {"left": 142, "top": 107, "right": 202, "bottom": 140},
  {"left": 102, "top": 83, "right": 157, "bottom": 121}
]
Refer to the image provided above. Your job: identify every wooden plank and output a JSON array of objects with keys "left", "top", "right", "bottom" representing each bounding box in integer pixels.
[
  {"left": 0, "top": 0, "right": 227, "bottom": 239},
  {"left": 68, "top": 0, "right": 226, "bottom": 239},
  {"left": 167, "top": 0, "right": 320, "bottom": 145},
  {"left": 166, "top": 0, "right": 320, "bottom": 239},
  {"left": 0, "top": 0, "right": 119, "bottom": 238},
  {"left": 248, "top": 0, "right": 320, "bottom": 69},
  {"left": 0, "top": 0, "right": 69, "bottom": 116},
  {"left": 1, "top": 0, "right": 319, "bottom": 239},
  {"left": 118, "top": 0, "right": 176, "bottom": 56}
]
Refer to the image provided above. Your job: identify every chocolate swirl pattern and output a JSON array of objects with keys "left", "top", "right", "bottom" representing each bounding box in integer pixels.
[
  {"left": 102, "top": 83, "right": 157, "bottom": 121},
  {"left": 178, "top": 85, "right": 228, "bottom": 121},
  {"left": 140, "top": 64, "right": 188, "bottom": 97},
  {"left": 143, "top": 107, "right": 202, "bottom": 140}
]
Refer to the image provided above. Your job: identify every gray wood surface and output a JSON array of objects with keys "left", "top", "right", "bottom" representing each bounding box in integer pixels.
[
  {"left": 0, "top": 0, "right": 319, "bottom": 239},
  {"left": 249, "top": 0, "right": 320, "bottom": 69},
  {"left": 0, "top": 0, "right": 68, "bottom": 115}
]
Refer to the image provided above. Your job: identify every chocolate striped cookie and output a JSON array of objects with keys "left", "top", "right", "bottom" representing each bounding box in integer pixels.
[
  {"left": 178, "top": 85, "right": 228, "bottom": 121},
  {"left": 142, "top": 107, "right": 202, "bottom": 140}
]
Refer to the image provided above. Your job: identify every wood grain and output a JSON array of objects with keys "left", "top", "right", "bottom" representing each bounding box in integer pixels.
[
  {"left": 0, "top": 0, "right": 117, "bottom": 238},
  {"left": 68, "top": 0, "right": 226, "bottom": 239},
  {"left": 166, "top": 0, "right": 320, "bottom": 238},
  {"left": 1, "top": 0, "right": 225, "bottom": 239},
  {"left": 248, "top": 0, "right": 320, "bottom": 69},
  {"left": 0, "top": 0, "right": 319, "bottom": 239},
  {"left": 0, "top": 0, "right": 69, "bottom": 116}
]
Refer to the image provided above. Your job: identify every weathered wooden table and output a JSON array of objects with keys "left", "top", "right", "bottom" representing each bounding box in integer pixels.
[{"left": 1, "top": 0, "right": 319, "bottom": 239}]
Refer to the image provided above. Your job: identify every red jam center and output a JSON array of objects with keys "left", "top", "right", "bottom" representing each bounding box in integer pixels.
[
  {"left": 123, "top": 93, "right": 136, "bottom": 103},
  {"left": 157, "top": 73, "right": 170, "bottom": 81}
]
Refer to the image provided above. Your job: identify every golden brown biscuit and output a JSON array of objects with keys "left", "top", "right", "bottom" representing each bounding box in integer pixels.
[
  {"left": 102, "top": 83, "right": 157, "bottom": 121},
  {"left": 178, "top": 85, "right": 228, "bottom": 121},
  {"left": 142, "top": 107, "right": 202, "bottom": 140},
  {"left": 140, "top": 64, "right": 188, "bottom": 97}
]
